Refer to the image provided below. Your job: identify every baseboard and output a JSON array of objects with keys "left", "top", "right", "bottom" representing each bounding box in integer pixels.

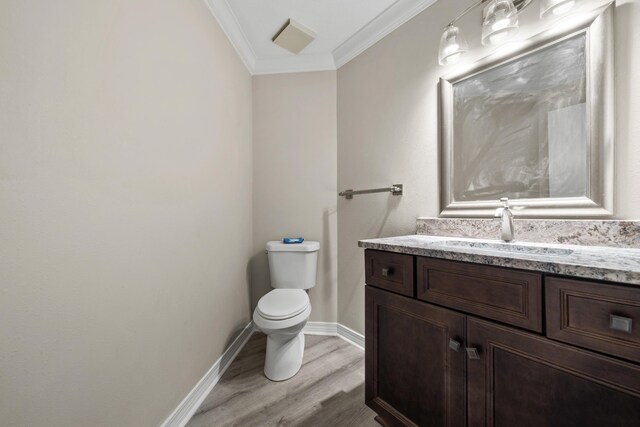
[
  {"left": 304, "top": 321, "right": 364, "bottom": 350},
  {"left": 161, "top": 322, "right": 254, "bottom": 427},
  {"left": 303, "top": 321, "right": 338, "bottom": 336},
  {"left": 337, "top": 323, "right": 365, "bottom": 350},
  {"left": 163, "top": 320, "right": 364, "bottom": 426}
]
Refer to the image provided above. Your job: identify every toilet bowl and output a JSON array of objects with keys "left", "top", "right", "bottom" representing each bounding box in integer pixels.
[
  {"left": 253, "top": 240, "right": 319, "bottom": 381},
  {"left": 253, "top": 289, "right": 311, "bottom": 381}
]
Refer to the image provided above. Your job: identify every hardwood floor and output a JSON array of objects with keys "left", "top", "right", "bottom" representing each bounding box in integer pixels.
[{"left": 186, "top": 333, "right": 378, "bottom": 427}]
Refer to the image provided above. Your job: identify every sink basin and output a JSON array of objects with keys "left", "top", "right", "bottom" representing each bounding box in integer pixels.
[{"left": 432, "top": 240, "right": 574, "bottom": 257}]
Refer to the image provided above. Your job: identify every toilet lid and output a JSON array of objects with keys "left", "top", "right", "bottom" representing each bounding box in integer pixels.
[{"left": 257, "top": 289, "right": 310, "bottom": 320}]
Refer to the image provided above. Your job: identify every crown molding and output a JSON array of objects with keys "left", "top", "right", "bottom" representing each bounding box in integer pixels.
[
  {"left": 203, "top": 0, "right": 440, "bottom": 75},
  {"left": 333, "top": 0, "right": 439, "bottom": 68},
  {"left": 203, "top": 0, "right": 257, "bottom": 73}
]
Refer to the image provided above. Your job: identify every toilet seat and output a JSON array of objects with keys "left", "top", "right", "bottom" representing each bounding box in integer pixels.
[{"left": 257, "top": 289, "right": 309, "bottom": 320}]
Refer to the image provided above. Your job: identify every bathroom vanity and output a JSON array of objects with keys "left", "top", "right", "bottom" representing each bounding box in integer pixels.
[{"left": 360, "top": 235, "right": 640, "bottom": 427}]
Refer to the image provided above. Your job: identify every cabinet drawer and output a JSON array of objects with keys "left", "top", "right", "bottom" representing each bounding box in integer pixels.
[
  {"left": 365, "top": 250, "right": 414, "bottom": 297},
  {"left": 546, "top": 277, "right": 640, "bottom": 363},
  {"left": 417, "top": 257, "right": 543, "bottom": 332}
]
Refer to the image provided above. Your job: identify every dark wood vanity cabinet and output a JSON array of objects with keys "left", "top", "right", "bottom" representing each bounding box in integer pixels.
[
  {"left": 467, "top": 317, "right": 640, "bottom": 427},
  {"left": 365, "top": 286, "right": 466, "bottom": 426},
  {"left": 545, "top": 276, "right": 640, "bottom": 364},
  {"left": 365, "top": 250, "right": 415, "bottom": 297},
  {"left": 416, "top": 257, "right": 543, "bottom": 332},
  {"left": 364, "top": 249, "right": 640, "bottom": 427}
]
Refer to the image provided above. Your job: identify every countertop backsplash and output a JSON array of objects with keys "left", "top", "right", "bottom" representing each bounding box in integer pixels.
[{"left": 416, "top": 218, "right": 640, "bottom": 248}]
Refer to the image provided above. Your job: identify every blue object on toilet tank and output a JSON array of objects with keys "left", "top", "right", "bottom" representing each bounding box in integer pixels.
[{"left": 283, "top": 237, "right": 305, "bottom": 244}]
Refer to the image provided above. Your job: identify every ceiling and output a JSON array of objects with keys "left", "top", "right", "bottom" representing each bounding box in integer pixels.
[{"left": 204, "top": 0, "right": 439, "bottom": 75}]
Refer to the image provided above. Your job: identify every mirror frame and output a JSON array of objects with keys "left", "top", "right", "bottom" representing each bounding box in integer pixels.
[{"left": 439, "top": 3, "right": 614, "bottom": 218}]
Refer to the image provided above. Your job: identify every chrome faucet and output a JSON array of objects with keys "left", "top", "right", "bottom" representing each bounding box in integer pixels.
[{"left": 494, "top": 197, "right": 514, "bottom": 242}]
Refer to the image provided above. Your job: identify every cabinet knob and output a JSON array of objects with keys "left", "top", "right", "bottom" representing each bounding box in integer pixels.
[
  {"left": 449, "top": 339, "right": 461, "bottom": 352},
  {"left": 610, "top": 315, "right": 633, "bottom": 333},
  {"left": 381, "top": 267, "right": 393, "bottom": 277},
  {"left": 466, "top": 347, "right": 481, "bottom": 360}
]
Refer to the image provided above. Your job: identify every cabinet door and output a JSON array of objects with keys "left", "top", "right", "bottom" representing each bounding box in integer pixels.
[
  {"left": 366, "top": 286, "right": 466, "bottom": 427},
  {"left": 467, "top": 317, "right": 640, "bottom": 427}
]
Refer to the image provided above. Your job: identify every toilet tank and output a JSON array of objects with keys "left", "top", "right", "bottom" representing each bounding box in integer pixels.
[{"left": 266, "top": 241, "right": 320, "bottom": 289}]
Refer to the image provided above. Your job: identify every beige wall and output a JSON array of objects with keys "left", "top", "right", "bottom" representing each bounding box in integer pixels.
[
  {"left": 337, "top": 0, "right": 640, "bottom": 334},
  {"left": 2, "top": 0, "right": 638, "bottom": 422},
  {"left": 252, "top": 72, "right": 338, "bottom": 323},
  {"left": 0, "top": 1, "right": 252, "bottom": 426}
]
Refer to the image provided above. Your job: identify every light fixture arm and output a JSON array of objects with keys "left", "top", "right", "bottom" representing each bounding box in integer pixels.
[
  {"left": 446, "top": 0, "right": 533, "bottom": 27},
  {"left": 447, "top": 0, "right": 487, "bottom": 27}
]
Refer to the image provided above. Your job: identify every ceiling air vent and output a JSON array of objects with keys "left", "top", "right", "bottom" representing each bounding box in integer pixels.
[{"left": 272, "top": 19, "right": 316, "bottom": 54}]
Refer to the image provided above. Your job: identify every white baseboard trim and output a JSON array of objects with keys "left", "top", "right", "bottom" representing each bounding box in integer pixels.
[
  {"left": 304, "top": 321, "right": 364, "bottom": 350},
  {"left": 163, "top": 320, "right": 364, "bottom": 427},
  {"left": 337, "top": 323, "right": 365, "bottom": 350},
  {"left": 303, "top": 321, "right": 338, "bottom": 336},
  {"left": 161, "top": 321, "right": 254, "bottom": 427}
]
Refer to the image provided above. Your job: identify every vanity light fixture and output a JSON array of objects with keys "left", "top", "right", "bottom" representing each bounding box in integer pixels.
[
  {"left": 540, "top": 0, "right": 576, "bottom": 18},
  {"left": 437, "top": 0, "right": 577, "bottom": 66},
  {"left": 481, "top": 0, "right": 520, "bottom": 46},
  {"left": 438, "top": 25, "right": 469, "bottom": 65}
]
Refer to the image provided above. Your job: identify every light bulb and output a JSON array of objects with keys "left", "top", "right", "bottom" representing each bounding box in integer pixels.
[
  {"left": 541, "top": 0, "right": 577, "bottom": 19},
  {"left": 492, "top": 17, "right": 511, "bottom": 31},
  {"left": 443, "top": 43, "right": 460, "bottom": 55},
  {"left": 552, "top": 0, "right": 575, "bottom": 15},
  {"left": 489, "top": 32, "right": 510, "bottom": 45},
  {"left": 444, "top": 52, "right": 462, "bottom": 64},
  {"left": 438, "top": 25, "right": 468, "bottom": 66},
  {"left": 482, "top": 0, "right": 519, "bottom": 46}
]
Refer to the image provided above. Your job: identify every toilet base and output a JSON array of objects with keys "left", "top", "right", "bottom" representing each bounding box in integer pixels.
[{"left": 264, "top": 332, "right": 305, "bottom": 381}]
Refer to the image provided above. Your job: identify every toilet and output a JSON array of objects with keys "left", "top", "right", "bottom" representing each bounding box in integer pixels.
[{"left": 253, "top": 240, "right": 319, "bottom": 381}]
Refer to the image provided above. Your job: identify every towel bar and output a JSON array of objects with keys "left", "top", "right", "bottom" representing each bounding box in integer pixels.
[{"left": 339, "top": 184, "right": 403, "bottom": 200}]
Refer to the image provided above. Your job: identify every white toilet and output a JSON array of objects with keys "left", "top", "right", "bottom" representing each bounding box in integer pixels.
[{"left": 253, "top": 240, "right": 319, "bottom": 381}]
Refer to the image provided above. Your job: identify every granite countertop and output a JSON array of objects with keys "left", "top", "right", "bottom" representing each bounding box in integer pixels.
[{"left": 359, "top": 235, "right": 640, "bottom": 286}]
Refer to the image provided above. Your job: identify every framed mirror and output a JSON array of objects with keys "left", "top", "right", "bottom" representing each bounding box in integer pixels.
[{"left": 439, "top": 3, "right": 614, "bottom": 218}]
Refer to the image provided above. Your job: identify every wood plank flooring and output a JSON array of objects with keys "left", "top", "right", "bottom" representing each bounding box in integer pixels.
[{"left": 186, "top": 333, "right": 378, "bottom": 427}]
